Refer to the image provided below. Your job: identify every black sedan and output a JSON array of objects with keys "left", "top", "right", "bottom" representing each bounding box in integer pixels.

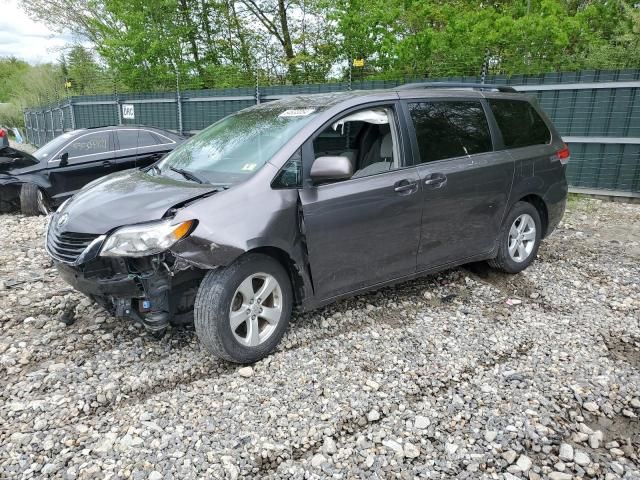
[{"left": 0, "top": 126, "right": 183, "bottom": 215}]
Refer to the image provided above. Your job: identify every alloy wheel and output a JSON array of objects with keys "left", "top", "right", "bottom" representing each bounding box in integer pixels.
[
  {"left": 229, "top": 272, "right": 283, "bottom": 347},
  {"left": 37, "top": 189, "right": 50, "bottom": 215},
  {"left": 508, "top": 213, "right": 536, "bottom": 263}
]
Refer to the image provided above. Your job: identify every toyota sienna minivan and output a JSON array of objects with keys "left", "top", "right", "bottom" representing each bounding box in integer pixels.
[{"left": 46, "top": 83, "right": 569, "bottom": 363}]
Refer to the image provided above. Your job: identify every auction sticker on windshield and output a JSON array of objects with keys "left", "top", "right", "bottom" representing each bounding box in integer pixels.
[{"left": 278, "top": 108, "right": 315, "bottom": 117}]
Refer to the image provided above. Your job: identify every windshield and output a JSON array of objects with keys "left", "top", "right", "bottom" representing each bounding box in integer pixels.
[
  {"left": 33, "top": 132, "right": 77, "bottom": 161},
  {"left": 156, "top": 106, "right": 318, "bottom": 185}
]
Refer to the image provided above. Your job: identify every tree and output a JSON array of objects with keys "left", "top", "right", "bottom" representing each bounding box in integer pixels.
[{"left": 66, "top": 46, "right": 104, "bottom": 94}]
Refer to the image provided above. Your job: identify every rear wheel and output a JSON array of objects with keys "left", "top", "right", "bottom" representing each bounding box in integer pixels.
[
  {"left": 20, "top": 183, "right": 50, "bottom": 216},
  {"left": 488, "top": 201, "right": 542, "bottom": 274},
  {"left": 194, "top": 253, "right": 292, "bottom": 363}
]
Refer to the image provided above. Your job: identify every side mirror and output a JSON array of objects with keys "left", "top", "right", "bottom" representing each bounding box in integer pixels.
[
  {"left": 310, "top": 156, "right": 353, "bottom": 183},
  {"left": 59, "top": 152, "right": 69, "bottom": 167}
]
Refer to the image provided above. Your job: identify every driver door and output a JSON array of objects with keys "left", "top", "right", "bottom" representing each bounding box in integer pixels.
[
  {"left": 48, "top": 130, "right": 115, "bottom": 201},
  {"left": 298, "top": 103, "right": 423, "bottom": 300}
]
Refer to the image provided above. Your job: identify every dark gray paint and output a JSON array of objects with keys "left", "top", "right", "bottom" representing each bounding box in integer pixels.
[{"left": 47, "top": 87, "right": 568, "bottom": 318}]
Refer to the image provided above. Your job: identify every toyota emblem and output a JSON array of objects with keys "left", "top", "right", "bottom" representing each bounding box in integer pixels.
[{"left": 57, "top": 213, "right": 69, "bottom": 228}]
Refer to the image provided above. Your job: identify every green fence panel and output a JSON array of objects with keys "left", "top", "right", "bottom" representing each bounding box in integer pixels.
[{"left": 23, "top": 69, "right": 640, "bottom": 194}]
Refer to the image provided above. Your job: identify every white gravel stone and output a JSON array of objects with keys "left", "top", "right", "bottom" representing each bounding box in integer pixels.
[
  {"left": 414, "top": 415, "right": 430, "bottom": 429},
  {"left": 148, "top": 472, "right": 163, "bottom": 480},
  {"left": 323, "top": 436, "right": 337, "bottom": 455},
  {"left": 445, "top": 443, "right": 459, "bottom": 455},
  {"left": 367, "top": 409, "right": 380, "bottom": 422},
  {"left": 1, "top": 199, "right": 639, "bottom": 479},
  {"left": 516, "top": 454, "right": 533, "bottom": 472},
  {"left": 559, "top": 443, "right": 574, "bottom": 461},
  {"left": 311, "top": 453, "right": 325, "bottom": 467},
  {"left": 589, "top": 430, "right": 603, "bottom": 449},
  {"left": 611, "top": 462, "right": 624, "bottom": 475},
  {"left": 583, "top": 401, "right": 599, "bottom": 412},
  {"left": 502, "top": 450, "right": 517, "bottom": 464},
  {"left": 548, "top": 473, "right": 573, "bottom": 480},
  {"left": 484, "top": 430, "right": 497, "bottom": 442},
  {"left": 574, "top": 450, "right": 590, "bottom": 466},
  {"left": 403, "top": 442, "right": 420, "bottom": 458},
  {"left": 382, "top": 439, "right": 403, "bottom": 455}
]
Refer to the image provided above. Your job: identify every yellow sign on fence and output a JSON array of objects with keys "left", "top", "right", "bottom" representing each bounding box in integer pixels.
[{"left": 353, "top": 58, "right": 365, "bottom": 67}]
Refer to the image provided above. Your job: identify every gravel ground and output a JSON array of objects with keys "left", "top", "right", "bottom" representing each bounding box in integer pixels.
[{"left": 0, "top": 197, "right": 639, "bottom": 480}]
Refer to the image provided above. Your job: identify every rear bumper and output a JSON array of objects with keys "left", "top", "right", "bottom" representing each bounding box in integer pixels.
[{"left": 543, "top": 176, "right": 568, "bottom": 237}]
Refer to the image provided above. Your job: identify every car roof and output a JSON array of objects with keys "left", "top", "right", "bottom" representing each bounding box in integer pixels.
[
  {"left": 65, "top": 125, "right": 183, "bottom": 139},
  {"left": 253, "top": 85, "right": 525, "bottom": 112}
]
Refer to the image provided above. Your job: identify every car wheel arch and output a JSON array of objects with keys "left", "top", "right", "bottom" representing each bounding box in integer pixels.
[
  {"left": 243, "top": 246, "right": 307, "bottom": 308},
  {"left": 517, "top": 194, "right": 549, "bottom": 238}
]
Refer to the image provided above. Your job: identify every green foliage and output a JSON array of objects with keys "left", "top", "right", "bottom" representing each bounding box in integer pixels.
[
  {"left": 9, "top": 0, "right": 640, "bottom": 95},
  {"left": 65, "top": 45, "right": 106, "bottom": 94},
  {"left": 0, "top": 58, "right": 67, "bottom": 126}
]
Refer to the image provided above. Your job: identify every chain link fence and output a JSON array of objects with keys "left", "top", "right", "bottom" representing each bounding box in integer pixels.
[{"left": 23, "top": 68, "right": 640, "bottom": 196}]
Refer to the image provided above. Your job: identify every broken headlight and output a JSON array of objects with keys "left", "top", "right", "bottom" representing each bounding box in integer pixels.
[{"left": 100, "top": 219, "right": 196, "bottom": 257}]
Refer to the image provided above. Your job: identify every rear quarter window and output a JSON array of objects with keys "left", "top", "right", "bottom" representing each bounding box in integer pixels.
[{"left": 488, "top": 99, "right": 551, "bottom": 148}]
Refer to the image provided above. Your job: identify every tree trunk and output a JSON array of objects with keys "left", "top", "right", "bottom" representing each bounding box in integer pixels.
[
  {"left": 230, "top": 1, "right": 253, "bottom": 74},
  {"left": 277, "top": 0, "right": 298, "bottom": 83},
  {"left": 178, "top": 0, "right": 205, "bottom": 78}
]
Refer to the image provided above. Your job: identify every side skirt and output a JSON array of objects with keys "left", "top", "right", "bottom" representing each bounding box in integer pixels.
[{"left": 299, "top": 248, "right": 499, "bottom": 312}]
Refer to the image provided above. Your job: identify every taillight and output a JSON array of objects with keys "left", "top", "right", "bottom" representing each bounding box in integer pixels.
[
  {"left": 0, "top": 130, "right": 5, "bottom": 137},
  {"left": 553, "top": 145, "right": 570, "bottom": 165}
]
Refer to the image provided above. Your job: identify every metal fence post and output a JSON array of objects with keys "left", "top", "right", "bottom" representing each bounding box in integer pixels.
[
  {"left": 48, "top": 108, "right": 54, "bottom": 141},
  {"left": 175, "top": 70, "right": 183, "bottom": 135},
  {"left": 116, "top": 98, "right": 122, "bottom": 125},
  {"left": 23, "top": 112, "right": 29, "bottom": 144},
  {"left": 255, "top": 69, "right": 261, "bottom": 105},
  {"left": 69, "top": 100, "right": 76, "bottom": 131},
  {"left": 480, "top": 48, "right": 490, "bottom": 84}
]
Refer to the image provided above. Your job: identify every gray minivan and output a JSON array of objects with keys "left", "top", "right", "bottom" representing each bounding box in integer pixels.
[{"left": 46, "top": 83, "right": 569, "bottom": 363}]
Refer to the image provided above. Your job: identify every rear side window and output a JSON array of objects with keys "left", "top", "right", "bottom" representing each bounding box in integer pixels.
[
  {"left": 138, "top": 131, "right": 158, "bottom": 147},
  {"left": 118, "top": 130, "right": 159, "bottom": 150},
  {"left": 408, "top": 101, "right": 492, "bottom": 163},
  {"left": 117, "top": 131, "right": 140, "bottom": 150},
  {"left": 488, "top": 99, "right": 551, "bottom": 148}
]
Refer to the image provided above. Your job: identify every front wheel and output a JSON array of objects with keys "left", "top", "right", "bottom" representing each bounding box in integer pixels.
[
  {"left": 488, "top": 201, "right": 542, "bottom": 274},
  {"left": 20, "top": 183, "right": 50, "bottom": 216},
  {"left": 194, "top": 253, "right": 292, "bottom": 363}
]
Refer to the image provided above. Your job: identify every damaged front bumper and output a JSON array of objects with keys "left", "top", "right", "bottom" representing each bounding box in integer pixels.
[{"left": 47, "top": 223, "right": 203, "bottom": 332}]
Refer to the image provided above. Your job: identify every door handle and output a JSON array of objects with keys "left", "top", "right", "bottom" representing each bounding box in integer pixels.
[
  {"left": 394, "top": 180, "right": 418, "bottom": 195},
  {"left": 102, "top": 161, "right": 112, "bottom": 168},
  {"left": 424, "top": 173, "right": 447, "bottom": 188}
]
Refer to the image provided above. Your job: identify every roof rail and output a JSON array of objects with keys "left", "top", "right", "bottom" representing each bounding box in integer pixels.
[{"left": 396, "top": 82, "right": 518, "bottom": 93}]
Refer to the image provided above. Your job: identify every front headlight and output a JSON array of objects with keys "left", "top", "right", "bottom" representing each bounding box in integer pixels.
[{"left": 100, "top": 219, "right": 196, "bottom": 257}]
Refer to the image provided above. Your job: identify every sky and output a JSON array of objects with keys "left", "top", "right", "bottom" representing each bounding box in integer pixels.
[{"left": 0, "top": 0, "right": 75, "bottom": 64}]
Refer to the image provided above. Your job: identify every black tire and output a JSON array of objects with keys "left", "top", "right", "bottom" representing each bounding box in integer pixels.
[
  {"left": 488, "top": 201, "right": 542, "bottom": 274},
  {"left": 20, "top": 183, "right": 45, "bottom": 216},
  {"left": 194, "top": 253, "right": 292, "bottom": 363}
]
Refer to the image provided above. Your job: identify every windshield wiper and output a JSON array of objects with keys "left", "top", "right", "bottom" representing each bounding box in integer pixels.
[{"left": 169, "top": 166, "right": 205, "bottom": 184}]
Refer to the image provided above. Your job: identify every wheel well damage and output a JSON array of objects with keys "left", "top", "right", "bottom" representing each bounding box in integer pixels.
[{"left": 248, "top": 246, "right": 308, "bottom": 308}]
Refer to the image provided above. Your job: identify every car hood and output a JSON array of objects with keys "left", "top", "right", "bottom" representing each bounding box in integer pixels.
[
  {"left": 0, "top": 148, "right": 44, "bottom": 174},
  {"left": 59, "top": 169, "right": 219, "bottom": 234}
]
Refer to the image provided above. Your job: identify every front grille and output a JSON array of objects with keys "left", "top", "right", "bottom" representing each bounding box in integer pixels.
[{"left": 47, "top": 223, "right": 100, "bottom": 264}]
